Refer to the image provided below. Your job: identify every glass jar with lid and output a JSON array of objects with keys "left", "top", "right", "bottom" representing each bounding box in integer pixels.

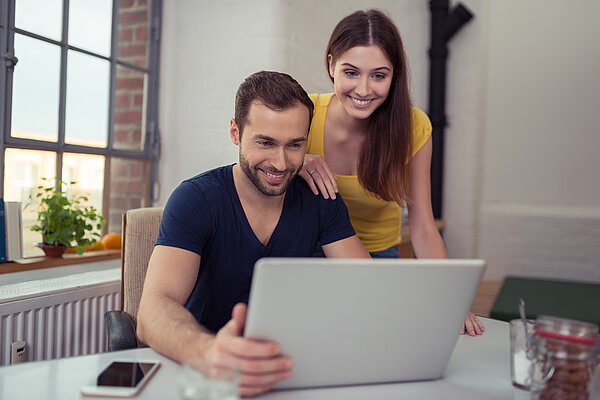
[{"left": 530, "top": 315, "right": 599, "bottom": 400}]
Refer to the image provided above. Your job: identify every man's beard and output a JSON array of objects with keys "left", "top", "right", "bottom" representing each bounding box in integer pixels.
[{"left": 239, "top": 152, "right": 301, "bottom": 196}]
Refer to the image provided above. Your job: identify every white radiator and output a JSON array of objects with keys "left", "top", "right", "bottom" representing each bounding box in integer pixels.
[{"left": 0, "top": 272, "right": 120, "bottom": 366}]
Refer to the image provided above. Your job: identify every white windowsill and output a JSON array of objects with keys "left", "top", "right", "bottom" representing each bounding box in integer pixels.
[{"left": 0, "top": 259, "right": 121, "bottom": 304}]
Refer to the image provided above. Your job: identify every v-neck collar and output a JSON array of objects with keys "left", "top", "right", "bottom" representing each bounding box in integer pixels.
[{"left": 225, "top": 164, "right": 289, "bottom": 250}]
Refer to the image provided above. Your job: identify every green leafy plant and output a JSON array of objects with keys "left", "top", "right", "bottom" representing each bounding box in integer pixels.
[{"left": 28, "top": 178, "right": 106, "bottom": 255}]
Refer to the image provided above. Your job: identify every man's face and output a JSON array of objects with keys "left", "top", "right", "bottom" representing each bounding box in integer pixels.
[{"left": 231, "top": 102, "right": 309, "bottom": 197}]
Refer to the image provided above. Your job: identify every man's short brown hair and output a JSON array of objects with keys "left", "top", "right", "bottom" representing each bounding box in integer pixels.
[{"left": 234, "top": 71, "right": 314, "bottom": 136}]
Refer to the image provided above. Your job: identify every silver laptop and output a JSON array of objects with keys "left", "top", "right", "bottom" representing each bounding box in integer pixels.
[{"left": 245, "top": 258, "right": 485, "bottom": 389}]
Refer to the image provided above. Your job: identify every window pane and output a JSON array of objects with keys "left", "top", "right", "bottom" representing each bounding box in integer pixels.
[
  {"left": 68, "top": 0, "right": 113, "bottom": 56},
  {"left": 109, "top": 157, "right": 147, "bottom": 232},
  {"left": 114, "top": 65, "right": 147, "bottom": 151},
  {"left": 62, "top": 152, "right": 105, "bottom": 223},
  {"left": 65, "top": 51, "right": 110, "bottom": 147},
  {"left": 3, "top": 149, "right": 57, "bottom": 257},
  {"left": 11, "top": 34, "right": 60, "bottom": 142},
  {"left": 62, "top": 153, "right": 105, "bottom": 248},
  {"left": 117, "top": 0, "right": 150, "bottom": 68},
  {"left": 15, "top": 0, "right": 62, "bottom": 41}
]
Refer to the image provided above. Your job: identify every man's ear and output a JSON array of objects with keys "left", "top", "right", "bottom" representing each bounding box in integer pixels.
[
  {"left": 230, "top": 118, "right": 240, "bottom": 145},
  {"left": 327, "top": 54, "right": 335, "bottom": 79}
]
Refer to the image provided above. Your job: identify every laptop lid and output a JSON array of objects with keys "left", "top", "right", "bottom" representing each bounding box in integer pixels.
[{"left": 245, "top": 258, "right": 486, "bottom": 389}]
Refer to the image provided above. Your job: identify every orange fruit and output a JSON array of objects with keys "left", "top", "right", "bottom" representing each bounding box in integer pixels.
[{"left": 101, "top": 232, "right": 122, "bottom": 250}]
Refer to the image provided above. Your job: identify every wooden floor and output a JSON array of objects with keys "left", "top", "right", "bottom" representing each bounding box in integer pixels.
[{"left": 470, "top": 281, "right": 503, "bottom": 317}]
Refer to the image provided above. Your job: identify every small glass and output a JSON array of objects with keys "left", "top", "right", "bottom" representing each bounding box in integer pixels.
[
  {"left": 510, "top": 318, "right": 536, "bottom": 389},
  {"left": 178, "top": 358, "right": 239, "bottom": 400}
]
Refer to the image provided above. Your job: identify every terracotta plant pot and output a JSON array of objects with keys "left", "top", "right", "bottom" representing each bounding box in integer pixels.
[{"left": 36, "top": 243, "right": 70, "bottom": 257}]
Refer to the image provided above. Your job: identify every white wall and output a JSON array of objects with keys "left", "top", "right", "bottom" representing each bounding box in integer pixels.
[
  {"left": 476, "top": 0, "right": 600, "bottom": 282},
  {"left": 159, "top": 0, "right": 600, "bottom": 283},
  {"left": 160, "top": 0, "right": 290, "bottom": 190}
]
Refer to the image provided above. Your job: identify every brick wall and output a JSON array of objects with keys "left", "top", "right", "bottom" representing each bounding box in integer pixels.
[
  {"left": 108, "top": 0, "right": 150, "bottom": 233},
  {"left": 109, "top": 158, "right": 146, "bottom": 231}
]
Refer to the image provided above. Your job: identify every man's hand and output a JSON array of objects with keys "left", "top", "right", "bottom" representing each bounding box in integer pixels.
[
  {"left": 205, "top": 303, "right": 293, "bottom": 397},
  {"left": 298, "top": 154, "right": 338, "bottom": 199},
  {"left": 461, "top": 312, "right": 484, "bottom": 336}
]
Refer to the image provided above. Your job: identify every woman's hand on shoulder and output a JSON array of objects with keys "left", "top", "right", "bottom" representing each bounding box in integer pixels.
[{"left": 298, "top": 154, "right": 338, "bottom": 199}]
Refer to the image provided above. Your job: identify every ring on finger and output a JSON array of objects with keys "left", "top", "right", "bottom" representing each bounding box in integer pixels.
[{"left": 308, "top": 169, "right": 316, "bottom": 175}]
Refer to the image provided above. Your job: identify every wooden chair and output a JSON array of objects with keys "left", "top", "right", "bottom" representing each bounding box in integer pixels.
[{"left": 105, "top": 207, "right": 163, "bottom": 351}]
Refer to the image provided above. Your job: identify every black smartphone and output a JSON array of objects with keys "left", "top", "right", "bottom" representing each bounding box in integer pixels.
[{"left": 80, "top": 360, "right": 161, "bottom": 397}]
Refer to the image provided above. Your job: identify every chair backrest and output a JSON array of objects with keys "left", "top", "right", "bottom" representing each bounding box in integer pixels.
[{"left": 120, "top": 207, "right": 163, "bottom": 326}]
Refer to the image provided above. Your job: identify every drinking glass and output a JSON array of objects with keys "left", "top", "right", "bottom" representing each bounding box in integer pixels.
[
  {"left": 178, "top": 358, "right": 239, "bottom": 400},
  {"left": 510, "top": 318, "right": 535, "bottom": 389}
]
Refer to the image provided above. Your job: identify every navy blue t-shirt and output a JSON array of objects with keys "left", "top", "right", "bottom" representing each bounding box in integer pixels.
[{"left": 156, "top": 164, "right": 355, "bottom": 332}]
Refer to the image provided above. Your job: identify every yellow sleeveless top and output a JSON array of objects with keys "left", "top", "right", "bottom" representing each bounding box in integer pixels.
[{"left": 307, "top": 93, "right": 432, "bottom": 252}]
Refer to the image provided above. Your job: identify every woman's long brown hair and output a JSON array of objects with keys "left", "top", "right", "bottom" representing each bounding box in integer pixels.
[{"left": 327, "top": 9, "right": 413, "bottom": 205}]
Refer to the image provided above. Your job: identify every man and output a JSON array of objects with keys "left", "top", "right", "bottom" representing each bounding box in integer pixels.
[{"left": 137, "top": 71, "right": 369, "bottom": 397}]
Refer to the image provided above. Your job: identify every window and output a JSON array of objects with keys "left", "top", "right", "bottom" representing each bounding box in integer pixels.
[{"left": 1, "top": 0, "right": 162, "bottom": 257}]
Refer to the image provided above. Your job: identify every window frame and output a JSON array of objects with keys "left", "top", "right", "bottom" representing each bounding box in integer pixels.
[{"left": 0, "top": 0, "right": 162, "bottom": 235}]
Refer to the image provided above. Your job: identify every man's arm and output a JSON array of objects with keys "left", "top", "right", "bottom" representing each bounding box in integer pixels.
[
  {"left": 321, "top": 235, "right": 370, "bottom": 258},
  {"left": 137, "top": 245, "right": 293, "bottom": 396},
  {"left": 137, "top": 245, "right": 213, "bottom": 359}
]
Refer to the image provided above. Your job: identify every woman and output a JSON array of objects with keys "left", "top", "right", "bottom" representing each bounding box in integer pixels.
[{"left": 300, "top": 9, "right": 483, "bottom": 335}]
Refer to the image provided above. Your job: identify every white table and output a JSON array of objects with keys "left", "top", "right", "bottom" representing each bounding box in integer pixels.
[{"left": 0, "top": 318, "right": 530, "bottom": 400}]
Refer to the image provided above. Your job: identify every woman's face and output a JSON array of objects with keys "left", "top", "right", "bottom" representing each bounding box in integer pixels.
[{"left": 329, "top": 45, "right": 393, "bottom": 121}]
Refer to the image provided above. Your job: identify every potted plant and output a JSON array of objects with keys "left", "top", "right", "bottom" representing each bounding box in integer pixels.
[{"left": 28, "top": 178, "right": 106, "bottom": 256}]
